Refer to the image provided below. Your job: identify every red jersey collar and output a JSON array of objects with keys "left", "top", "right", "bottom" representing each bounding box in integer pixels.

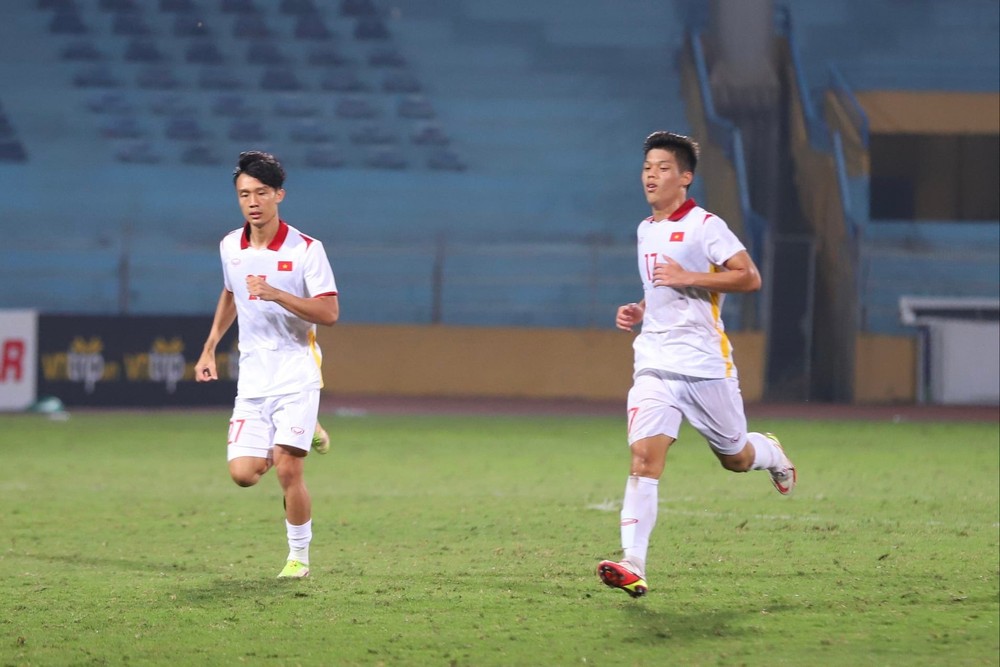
[
  {"left": 647, "top": 198, "right": 698, "bottom": 223},
  {"left": 667, "top": 198, "right": 697, "bottom": 221},
  {"left": 240, "top": 219, "right": 290, "bottom": 250}
]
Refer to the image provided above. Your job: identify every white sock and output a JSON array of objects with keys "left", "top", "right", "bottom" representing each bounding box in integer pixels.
[
  {"left": 748, "top": 432, "right": 783, "bottom": 471},
  {"left": 620, "top": 476, "right": 658, "bottom": 576},
  {"left": 286, "top": 519, "right": 312, "bottom": 564}
]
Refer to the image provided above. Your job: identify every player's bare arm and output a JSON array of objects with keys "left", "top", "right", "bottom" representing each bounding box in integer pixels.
[
  {"left": 652, "top": 250, "right": 761, "bottom": 293},
  {"left": 616, "top": 299, "right": 646, "bottom": 331},
  {"left": 245, "top": 275, "right": 339, "bottom": 326},
  {"left": 196, "top": 288, "right": 236, "bottom": 382}
]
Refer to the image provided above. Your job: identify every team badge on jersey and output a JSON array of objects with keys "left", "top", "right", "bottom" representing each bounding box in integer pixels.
[
  {"left": 669, "top": 231, "right": 685, "bottom": 242},
  {"left": 278, "top": 261, "right": 293, "bottom": 271}
]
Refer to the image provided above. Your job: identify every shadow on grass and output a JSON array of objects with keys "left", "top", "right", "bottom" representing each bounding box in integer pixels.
[
  {"left": 621, "top": 602, "right": 798, "bottom": 645},
  {"left": 27, "top": 552, "right": 191, "bottom": 574},
  {"left": 25, "top": 553, "right": 312, "bottom": 605},
  {"left": 179, "top": 576, "right": 313, "bottom": 605}
]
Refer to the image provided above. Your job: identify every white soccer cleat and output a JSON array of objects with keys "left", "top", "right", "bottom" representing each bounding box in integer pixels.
[{"left": 766, "top": 432, "right": 797, "bottom": 495}]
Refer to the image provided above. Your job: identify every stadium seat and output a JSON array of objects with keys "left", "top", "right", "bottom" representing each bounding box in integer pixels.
[
  {"left": 280, "top": 0, "right": 318, "bottom": 15},
  {"left": 85, "top": 92, "right": 134, "bottom": 114},
  {"left": 211, "top": 93, "right": 252, "bottom": 116},
  {"left": 228, "top": 119, "right": 266, "bottom": 142},
  {"left": 294, "top": 14, "right": 333, "bottom": 40},
  {"left": 49, "top": 10, "right": 88, "bottom": 34},
  {"left": 159, "top": 0, "right": 197, "bottom": 12},
  {"left": 289, "top": 119, "right": 335, "bottom": 143},
  {"left": 364, "top": 147, "right": 407, "bottom": 169},
  {"left": 185, "top": 39, "right": 225, "bottom": 64},
  {"left": 303, "top": 145, "right": 347, "bottom": 168},
  {"left": 354, "top": 18, "right": 390, "bottom": 40},
  {"left": 335, "top": 95, "right": 379, "bottom": 118},
  {"left": 233, "top": 14, "right": 270, "bottom": 38},
  {"left": 38, "top": 0, "right": 77, "bottom": 10},
  {"left": 100, "top": 115, "right": 145, "bottom": 138},
  {"left": 173, "top": 13, "right": 211, "bottom": 37},
  {"left": 319, "top": 67, "right": 369, "bottom": 92},
  {"left": 164, "top": 116, "right": 207, "bottom": 140},
  {"left": 259, "top": 68, "right": 304, "bottom": 91},
  {"left": 220, "top": 0, "right": 257, "bottom": 12},
  {"left": 340, "top": 0, "right": 377, "bottom": 18},
  {"left": 273, "top": 94, "right": 321, "bottom": 117},
  {"left": 114, "top": 141, "right": 163, "bottom": 163},
  {"left": 426, "top": 148, "right": 466, "bottom": 171},
  {"left": 0, "top": 104, "right": 27, "bottom": 163},
  {"left": 124, "top": 40, "right": 167, "bottom": 63},
  {"left": 112, "top": 12, "right": 152, "bottom": 36},
  {"left": 137, "top": 66, "right": 182, "bottom": 90},
  {"left": 368, "top": 46, "right": 406, "bottom": 68},
  {"left": 180, "top": 144, "right": 222, "bottom": 165},
  {"left": 149, "top": 93, "right": 196, "bottom": 117},
  {"left": 397, "top": 95, "right": 435, "bottom": 119},
  {"left": 308, "top": 47, "right": 355, "bottom": 67},
  {"left": 61, "top": 41, "right": 104, "bottom": 61},
  {"left": 410, "top": 123, "right": 450, "bottom": 146},
  {"left": 73, "top": 65, "right": 121, "bottom": 88},
  {"left": 0, "top": 140, "right": 28, "bottom": 162},
  {"left": 382, "top": 71, "right": 422, "bottom": 93},
  {"left": 99, "top": 0, "right": 138, "bottom": 11},
  {"left": 350, "top": 123, "right": 398, "bottom": 145},
  {"left": 198, "top": 66, "right": 243, "bottom": 90},
  {"left": 247, "top": 41, "right": 291, "bottom": 66}
]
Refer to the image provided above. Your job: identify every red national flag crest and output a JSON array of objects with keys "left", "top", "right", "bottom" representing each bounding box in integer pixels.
[
  {"left": 669, "top": 231, "right": 685, "bottom": 242},
  {"left": 278, "top": 261, "right": 293, "bottom": 271}
]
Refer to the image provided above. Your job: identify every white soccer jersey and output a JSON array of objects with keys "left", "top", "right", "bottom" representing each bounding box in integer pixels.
[
  {"left": 632, "top": 199, "right": 746, "bottom": 379},
  {"left": 220, "top": 220, "right": 338, "bottom": 398}
]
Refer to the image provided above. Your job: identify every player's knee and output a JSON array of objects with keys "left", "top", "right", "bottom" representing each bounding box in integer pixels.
[
  {"left": 230, "top": 470, "right": 259, "bottom": 487},
  {"left": 274, "top": 465, "right": 303, "bottom": 489},
  {"left": 228, "top": 461, "right": 264, "bottom": 487},
  {"left": 718, "top": 452, "right": 753, "bottom": 473},
  {"left": 630, "top": 455, "right": 663, "bottom": 479}
]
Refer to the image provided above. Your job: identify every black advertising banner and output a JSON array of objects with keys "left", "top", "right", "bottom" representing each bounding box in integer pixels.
[{"left": 37, "top": 315, "right": 239, "bottom": 407}]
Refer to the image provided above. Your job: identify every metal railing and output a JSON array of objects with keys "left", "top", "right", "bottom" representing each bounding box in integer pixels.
[{"left": 0, "top": 236, "right": 759, "bottom": 331}]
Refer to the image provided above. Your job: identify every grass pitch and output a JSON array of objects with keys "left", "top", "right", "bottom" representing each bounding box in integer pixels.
[{"left": 1, "top": 409, "right": 997, "bottom": 666}]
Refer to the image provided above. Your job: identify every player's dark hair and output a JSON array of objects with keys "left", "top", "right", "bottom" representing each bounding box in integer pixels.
[
  {"left": 232, "top": 150, "right": 286, "bottom": 189},
  {"left": 643, "top": 131, "right": 699, "bottom": 175}
]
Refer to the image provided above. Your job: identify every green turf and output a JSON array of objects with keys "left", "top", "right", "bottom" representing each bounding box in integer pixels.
[{"left": 1, "top": 410, "right": 997, "bottom": 666}]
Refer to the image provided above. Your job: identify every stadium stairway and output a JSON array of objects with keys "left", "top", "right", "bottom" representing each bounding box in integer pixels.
[{"left": 779, "top": 0, "right": 999, "bottom": 337}]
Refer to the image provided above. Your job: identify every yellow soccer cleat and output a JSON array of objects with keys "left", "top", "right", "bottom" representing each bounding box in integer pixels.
[
  {"left": 277, "top": 560, "right": 310, "bottom": 579},
  {"left": 311, "top": 422, "right": 330, "bottom": 455}
]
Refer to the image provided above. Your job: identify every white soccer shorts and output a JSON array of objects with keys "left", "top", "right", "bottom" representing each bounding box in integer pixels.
[
  {"left": 226, "top": 389, "right": 320, "bottom": 461},
  {"left": 626, "top": 369, "right": 749, "bottom": 455}
]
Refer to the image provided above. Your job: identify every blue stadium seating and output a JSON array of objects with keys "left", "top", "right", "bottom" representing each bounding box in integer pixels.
[
  {"left": 782, "top": 0, "right": 999, "bottom": 93},
  {"left": 0, "top": 102, "right": 28, "bottom": 163},
  {"left": 61, "top": 40, "right": 104, "bottom": 61},
  {"left": 8, "top": 0, "right": 992, "bottom": 336},
  {"left": 858, "top": 223, "right": 1000, "bottom": 334},
  {"left": 779, "top": 0, "right": 999, "bottom": 334}
]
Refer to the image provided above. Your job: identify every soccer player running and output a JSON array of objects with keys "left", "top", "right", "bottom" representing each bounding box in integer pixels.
[
  {"left": 597, "top": 132, "right": 796, "bottom": 598},
  {"left": 195, "top": 151, "right": 339, "bottom": 579}
]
